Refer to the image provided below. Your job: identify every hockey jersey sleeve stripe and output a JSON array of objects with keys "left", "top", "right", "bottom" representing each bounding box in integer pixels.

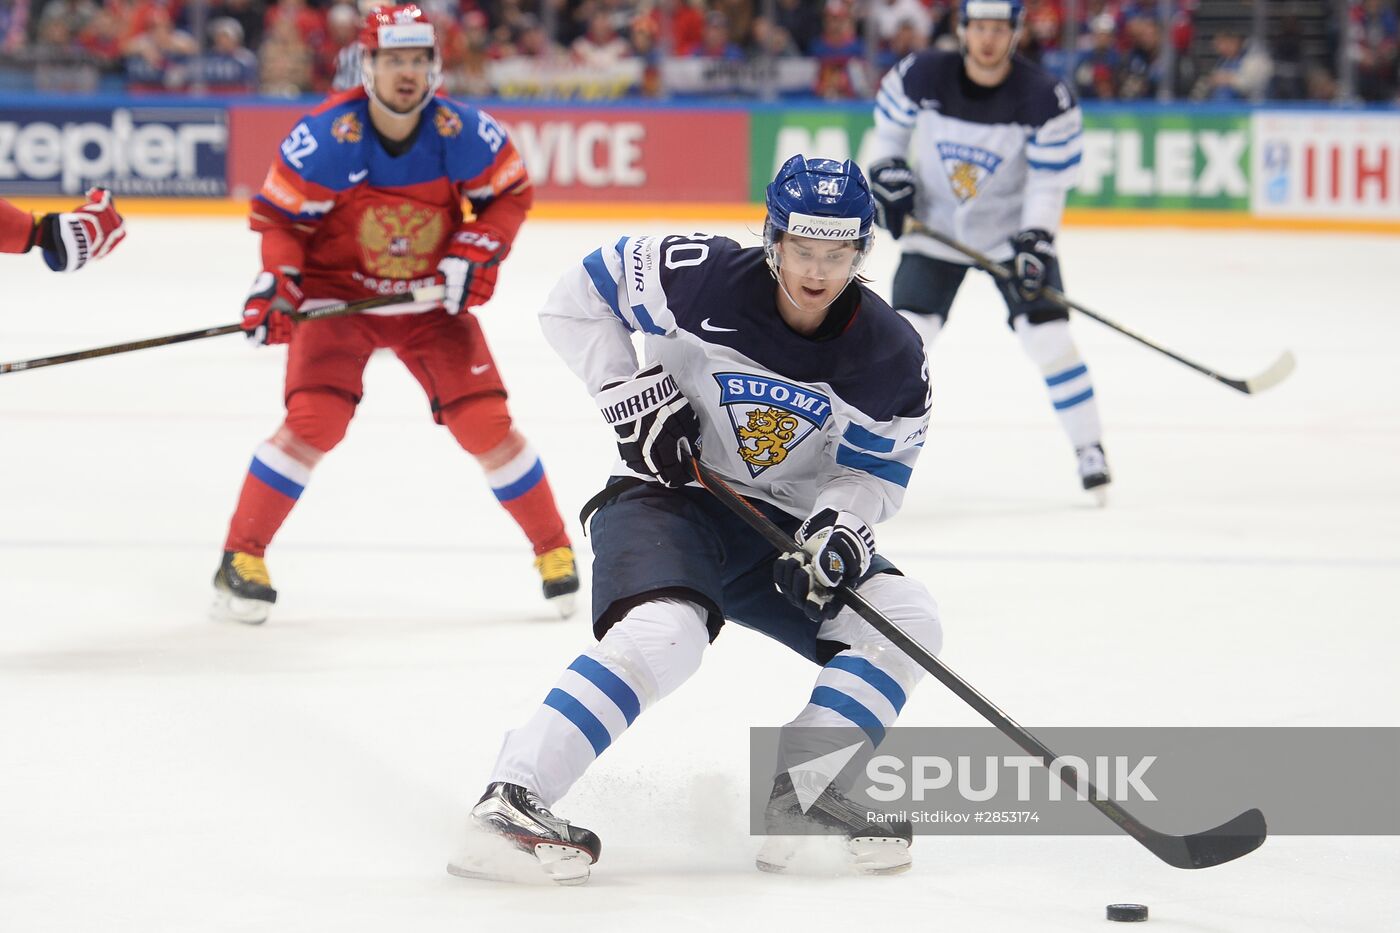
[
  {"left": 825, "top": 656, "right": 907, "bottom": 712},
  {"left": 611, "top": 238, "right": 668, "bottom": 337},
  {"left": 568, "top": 656, "right": 641, "bottom": 725},
  {"left": 841, "top": 423, "right": 896, "bottom": 453},
  {"left": 1030, "top": 131, "right": 1081, "bottom": 150},
  {"left": 1027, "top": 153, "right": 1082, "bottom": 172},
  {"left": 809, "top": 686, "right": 885, "bottom": 746},
  {"left": 1045, "top": 363, "right": 1089, "bottom": 386},
  {"left": 582, "top": 248, "right": 635, "bottom": 332},
  {"left": 875, "top": 99, "right": 916, "bottom": 130},
  {"left": 878, "top": 85, "right": 916, "bottom": 116},
  {"left": 543, "top": 688, "right": 613, "bottom": 756},
  {"left": 835, "top": 445, "right": 913, "bottom": 488}
]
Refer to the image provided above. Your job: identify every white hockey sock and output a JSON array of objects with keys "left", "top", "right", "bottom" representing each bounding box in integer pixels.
[
  {"left": 488, "top": 598, "right": 709, "bottom": 806},
  {"left": 1014, "top": 318, "right": 1103, "bottom": 450},
  {"left": 776, "top": 574, "right": 941, "bottom": 792}
]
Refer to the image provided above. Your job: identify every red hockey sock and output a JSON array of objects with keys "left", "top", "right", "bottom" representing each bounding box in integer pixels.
[{"left": 223, "top": 413, "right": 339, "bottom": 556}]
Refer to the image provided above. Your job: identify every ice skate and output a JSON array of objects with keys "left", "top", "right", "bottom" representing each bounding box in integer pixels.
[
  {"left": 456, "top": 782, "right": 600, "bottom": 886},
  {"left": 756, "top": 773, "right": 912, "bottom": 876},
  {"left": 1076, "top": 443, "right": 1111, "bottom": 506},
  {"left": 534, "top": 546, "right": 580, "bottom": 618},
  {"left": 210, "top": 551, "right": 276, "bottom": 625}
]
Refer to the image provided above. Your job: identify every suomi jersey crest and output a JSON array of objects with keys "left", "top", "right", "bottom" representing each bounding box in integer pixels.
[{"left": 715, "top": 373, "right": 833, "bottom": 477}]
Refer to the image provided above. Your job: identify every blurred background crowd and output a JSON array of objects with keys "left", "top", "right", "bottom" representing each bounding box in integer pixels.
[{"left": 0, "top": 0, "right": 1395, "bottom": 103}]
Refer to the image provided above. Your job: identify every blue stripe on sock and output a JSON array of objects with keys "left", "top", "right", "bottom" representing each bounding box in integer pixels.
[
  {"left": 1045, "top": 363, "right": 1088, "bottom": 387},
  {"left": 543, "top": 688, "right": 611, "bottom": 757},
  {"left": 1053, "top": 387, "right": 1095, "bottom": 411},
  {"left": 809, "top": 686, "right": 885, "bottom": 746},
  {"left": 825, "top": 656, "right": 907, "bottom": 713},
  {"left": 568, "top": 656, "right": 641, "bottom": 725},
  {"left": 492, "top": 458, "right": 544, "bottom": 503},
  {"left": 248, "top": 456, "right": 304, "bottom": 500}
]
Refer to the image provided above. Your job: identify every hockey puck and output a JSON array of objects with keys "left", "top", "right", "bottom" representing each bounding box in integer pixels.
[{"left": 1106, "top": 904, "right": 1148, "bottom": 922}]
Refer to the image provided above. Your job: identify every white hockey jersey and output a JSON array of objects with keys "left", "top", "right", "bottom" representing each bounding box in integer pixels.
[
  {"left": 539, "top": 234, "right": 932, "bottom": 527},
  {"left": 869, "top": 49, "right": 1083, "bottom": 264}
]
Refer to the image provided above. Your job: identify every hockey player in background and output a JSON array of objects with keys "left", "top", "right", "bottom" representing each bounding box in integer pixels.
[
  {"left": 459, "top": 156, "right": 941, "bottom": 884},
  {"left": 867, "top": 0, "right": 1110, "bottom": 500},
  {"left": 0, "top": 190, "right": 125, "bottom": 272},
  {"left": 213, "top": 4, "right": 577, "bottom": 625}
]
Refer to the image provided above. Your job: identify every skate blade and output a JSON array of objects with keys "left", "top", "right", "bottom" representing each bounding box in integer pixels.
[
  {"left": 546, "top": 592, "right": 577, "bottom": 620},
  {"left": 849, "top": 836, "right": 912, "bottom": 875},
  {"left": 448, "top": 832, "right": 593, "bottom": 886},
  {"left": 757, "top": 835, "right": 909, "bottom": 876},
  {"left": 209, "top": 591, "right": 271, "bottom": 625},
  {"left": 755, "top": 835, "right": 801, "bottom": 874},
  {"left": 1090, "top": 486, "right": 1109, "bottom": 508}
]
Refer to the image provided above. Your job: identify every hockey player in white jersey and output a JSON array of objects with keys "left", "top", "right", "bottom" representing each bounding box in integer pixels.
[
  {"left": 867, "top": 0, "right": 1110, "bottom": 499},
  {"left": 458, "top": 156, "right": 941, "bottom": 884}
]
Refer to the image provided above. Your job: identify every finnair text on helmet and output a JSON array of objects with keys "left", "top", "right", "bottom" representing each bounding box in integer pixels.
[{"left": 786, "top": 212, "right": 860, "bottom": 241}]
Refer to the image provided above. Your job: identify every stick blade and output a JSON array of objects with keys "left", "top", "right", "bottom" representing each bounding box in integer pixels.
[
  {"left": 1148, "top": 807, "right": 1267, "bottom": 869},
  {"left": 1240, "top": 350, "right": 1296, "bottom": 394}
]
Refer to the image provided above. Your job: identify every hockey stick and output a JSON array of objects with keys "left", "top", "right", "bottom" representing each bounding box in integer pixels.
[
  {"left": 688, "top": 455, "right": 1267, "bottom": 870},
  {"left": 903, "top": 220, "right": 1295, "bottom": 395},
  {"left": 0, "top": 285, "right": 446, "bottom": 375}
]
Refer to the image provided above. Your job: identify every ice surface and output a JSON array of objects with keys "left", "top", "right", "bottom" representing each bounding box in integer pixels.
[{"left": 1, "top": 218, "right": 1397, "bottom": 931}]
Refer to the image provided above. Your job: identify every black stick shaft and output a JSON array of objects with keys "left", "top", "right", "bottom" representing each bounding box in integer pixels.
[
  {"left": 0, "top": 287, "right": 444, "bottom": 375},
  {"left": 906, "top": 222, "right": 1283, "bottom": 395},
  {"left": 689, "top": 457, "right": 1264, "bottom": 867}
]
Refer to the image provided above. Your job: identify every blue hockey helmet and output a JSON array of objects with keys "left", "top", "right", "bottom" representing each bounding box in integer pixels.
[
  {"left": 764, "top": 154, "right": 875, "bottom": 250},
  {"left": 959, "top": 0, "right": 1025, "bottom": 26}
]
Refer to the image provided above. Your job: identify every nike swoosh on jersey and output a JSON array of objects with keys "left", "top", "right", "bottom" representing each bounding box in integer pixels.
[
  {"left": 349, "top": 169, "right": 369, "bottom": 183},
  {"left": 700, "top": 318, "right": 738, "bottom": 333},
  {"left": 470, "top": 363, "right": 491, "bottom": 374}
]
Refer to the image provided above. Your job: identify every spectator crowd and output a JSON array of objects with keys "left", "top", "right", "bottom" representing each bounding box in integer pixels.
[{"left": 0, "top": 0, "right": 1395, "bottom": 102}]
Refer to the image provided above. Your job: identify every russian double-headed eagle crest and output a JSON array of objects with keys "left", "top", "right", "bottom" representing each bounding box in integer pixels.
[
  {"left": 331, "top": 112, "right": 363, "bottom": 144},
  {"left": 358, "top": 204, "right": 445, "bottom": 279}
]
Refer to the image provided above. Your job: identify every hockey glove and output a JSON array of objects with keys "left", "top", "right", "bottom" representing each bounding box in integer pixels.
[
  {"left": 869, "top": 158, "right": 918, "bottom": 240},
  {"left": 594, "top": 363, "right": 701, "bottom": 488},
  {"left": 1009, "top": 228, "right": 1057, "bottom": 301},
  {"left": 773, "top": 508, "right": 876, "bottom": 623},
  {"left": 241, "top": 269, "right": 303, "bottom": 346},
  {"left": 37, "top": 188, "right": 126, "bottom": 273},
  {"left": 437, "top": 222, "right": 508, "bottom": 314}
]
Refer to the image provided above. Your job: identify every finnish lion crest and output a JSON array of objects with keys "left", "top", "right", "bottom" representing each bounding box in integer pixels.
[
  {"left": 737, "top": 407, "right": 800, "bottom": 469},
  {"left": 714, "top": 372, "right": 831, "bottom": 478},
  {"left": 936, "top": 142, "right": 1003, "bottom": 204}
]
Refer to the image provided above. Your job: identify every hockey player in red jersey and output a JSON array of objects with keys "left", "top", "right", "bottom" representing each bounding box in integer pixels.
[
  {"left": 213, "top": 3, "right": 578, "bottom": 625},
  {"left": 0, "top": 190, "right": 126, "bottom": 272}
]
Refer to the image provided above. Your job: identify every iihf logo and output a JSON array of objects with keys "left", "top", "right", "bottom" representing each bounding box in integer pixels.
[{"left": 715, "top": 373, "right": 831, "bottom": 477}]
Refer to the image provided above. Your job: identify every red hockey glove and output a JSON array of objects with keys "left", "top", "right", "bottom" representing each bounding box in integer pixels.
[
  {"left": 37, "top": 187, "right": 126, "bottom": 273},
  {"left": 242, "top": 269, "right": 303, "bottom": 346},
  {"left": 436, "top": 222, "right": 508, "bottom": 314}
]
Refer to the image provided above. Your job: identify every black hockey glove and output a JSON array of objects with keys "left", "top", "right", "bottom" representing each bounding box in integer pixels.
[
  {"left": 595, "top": 363, "right": 701, "bottom": 488},
  {"left": 1009, "top": 228, "right": 1057, "bottom": 301},
  {"left": 869, "top": 157, "right": 918, "bottom": 240},
  {"left": 773, "top": 508, "right": 876, "bottom": 623}
]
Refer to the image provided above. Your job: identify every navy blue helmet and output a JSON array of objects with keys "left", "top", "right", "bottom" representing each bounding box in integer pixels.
[
  {"left": 959, "top": 0, "right": 1026, "bottom": 26},
  {"left": 764, "top": 154, "right": 875, "bottom": 249}
]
